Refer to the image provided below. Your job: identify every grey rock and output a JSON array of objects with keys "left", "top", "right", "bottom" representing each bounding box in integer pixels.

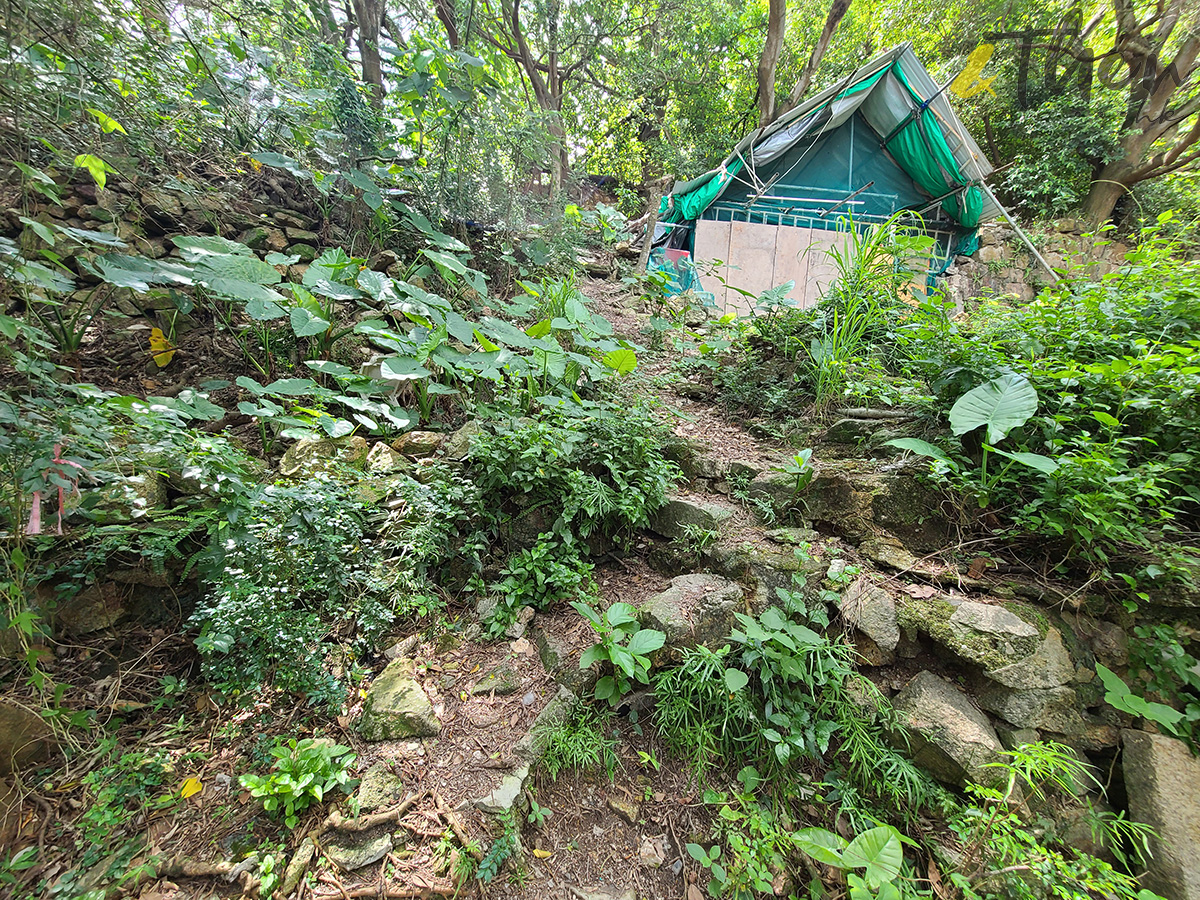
[
  {"left": 647, "top": 496, "right": 733, "bottom": 541},
  {"left": 985, "top": 628, "right": 1076, "bottom": 689},
  {"left": 356, "top": 762, "right": 405, "bottom": 811},
  {"left": 239, "top": 226, "right": 270, "bottom": 250},
  {"left": 638, "top": 574, "right": 743, "bottom": 654},
  {"left": 365, "top": 442, "right": 406, "bottom": 474},
  {"left": 506, "top": 605, "right": 535, "bottom": 640},
  {"left": 840, "top": 581, "right": 899, "bottom": 653},
  {"left": 279, "top": 435, "right": 368, "bottom": 477},
  {"left": 472, "top": 664, "right": 520, "bottom": 696},
  {"left": 1076, "top": 619, "right": 1129, "bottom": 669},
  {"left": 359, "top": 658, "right": 440, "bottom": 741},
  {"left": 858, "top": 535, "right": 919, "bottom": 571},
  {"left": 514, "top": 687, "right": 578, "bottom": 764},
  {"left": 285, "top": 227, "right": 319, "bottom": 243},
  {"left": 325, "top": 831, "right": 394, "bottom": 871},
  {"left": 531, "top": 623, "right": 599, "bottom": 695},
  {"left": 1124, "top": 729, "right": 1200, "bottom": 900},
  {"left": 976, "top": 682, "right": 1085, "bottom": 733},
  {"left": 465, "top": 763, "right": 529, "bottom": 815},
  {"left": 0, "top": 701, "right": 53, "bottom": 775},
  {"left": 746, "top": 471, "right": 797, "bottom": 517},
  {"left": 994, "top": 724, "right": 1040, "bottom": 750},
  {"left": 289, "top": 242, "right": 317, "bottom": 263},
  {"left": 70, "top": 473, "right": 168, "bottom": 525},
  {"left": 391, "top": 431, "right": 444, "bottom": 457},
  {"left": 892, "top": 671, "right": 1004, "bottom": 787},
  {"left": 607, "top": 795, "right": 640, "bottom": 824},
  {"left": 945, "top": 602, "right": 1040, "bottom": 667},
  {"left": 443, "top": 421, "right": 479, "bottom": 461},
  {"left": 822, "top": 418, "right": 878, "bottom": 444},
  {"left": 55, "top": 582, "right": 125, "bottom": 634}
]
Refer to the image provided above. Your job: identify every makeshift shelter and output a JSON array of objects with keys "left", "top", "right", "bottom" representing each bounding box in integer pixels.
[{"left": 657, "top": 43, "right": 1007, "bottom": 313}]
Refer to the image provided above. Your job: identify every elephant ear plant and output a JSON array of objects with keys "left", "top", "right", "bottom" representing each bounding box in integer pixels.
[{"left": 573, "top": 601, "right": 666, "bottom": 706}]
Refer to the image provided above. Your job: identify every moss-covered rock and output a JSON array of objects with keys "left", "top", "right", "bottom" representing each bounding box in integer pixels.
[{"left": 359, "top": 658, "right": 440, "bottom": 741}]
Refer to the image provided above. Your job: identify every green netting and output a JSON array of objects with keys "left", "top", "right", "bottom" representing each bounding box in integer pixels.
[
  {"left": 886, "top": 63, "right": 982, "bottom": 228},
  {"left": 659, "top": 158, "right": 744, "bottom": 223}
]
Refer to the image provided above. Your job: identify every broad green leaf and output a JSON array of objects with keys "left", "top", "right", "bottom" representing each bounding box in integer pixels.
[
  {"left": 884, "top": 437, "right": 955, "bottom": 465},
  {"left": 380, "top": 356, "right": 431, "bottom": 381},
  {"left": 794, "top": 828, "right": 847, "bottom": 867},
  {"left": 86, "top": 108, "right": 127, "bottom": 134},
  {"left": 421, "top": 248, "right": 469, "bottom": 278},
  {"left": 626, "top": 629, "right": 666, "bottom": 658},
  {"left": 196, "top": 252, "right": 281, "bottom": 286},
  {"left": 525, "top": 318, "right": 553, "bottom": 339},
  {"left": 842, "top": 826, "right": 904, "bottom": 889},
  {"left": 579, "top": 645, "right": 604, "bottom": 669},
  {"left": 609, "top": 644, "right": 637, "bottom": 679},
  {"left": 601, "top": 347, "right": 637, "bottom": 375},
  {"left": 265, "top": 378, "right": 319, "bottom": 396},
  {"left": 724, "top": 668, "right": 750, "bottom": 692},
  {"left": 18, "top": 216, "right": 55, "bottom": 245},
  {"left": 173, "top": 235, "right": 253, "bottom": 261},
  {"left": 1091, "top": 410, "right": 1120, "bottom": 428},
  {"left": 987, "top": 446, "right": 1059, "bottom": 474},
  {"left": 290, "top": 307, "right": 330, "bottom": 337},
  {"left": 949, "top": 374, "right": 1039, "bottom": 444},
  {"left": 605, "top": 602, "right": 639, "bottom": 629},
  {"left": 55, "top": 225, "right": 126, "bottom": 247},
  {"left": 686, "top": 844, "right": 711, "bottom": 864},
  {"left": 245, "top": 297, "right": 287, "bottom": 320}
]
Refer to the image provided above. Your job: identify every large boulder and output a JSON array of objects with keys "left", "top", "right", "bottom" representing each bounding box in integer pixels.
[
  {"left": 391, "top": 431, "right": 444, "bottom": 457},
  {"left": 359, "top": 659, "right": 440, "bottom": 741},
  {"left": 648, "top": 496, "right": 733, "bottom": 541},
  {"left": 638, "top": 574, "right": 743, "bottom": 654},
  {"left": 802, "top": 463, "right": 952, "bottom": 551},
  {"left": 839, "top": 579, "right": 899, "bottom": 665},
  {"left": 1123, "top": 729, "right": 1200, "bottom": 900},
  {"left": 945, "top": 602, "right": 1040, "bottom": 667},
  {"left": 279, "top": 435, "right": 368, "bottom": 477},
  {"left": 892, "top": 671, "right": 1004, "bottom": 787},
  {"left": 0, "top": 701, "right": 53, "bottom": 775},
  {"left": 985, "top": 627, "right": 1077, "bottom": 689}
]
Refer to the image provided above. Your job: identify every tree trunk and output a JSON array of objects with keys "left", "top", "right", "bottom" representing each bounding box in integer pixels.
[
  {"left": 783, "top": 0, "right": 852, "bottom": 114},
  {"left": 351, "top": 0, "right": 385, "bottom": 106},
  {"left": 1080, "top": 162, "right": 1135, "bottom": 225},
  {"left": 756, "top": 0, "right": 787, "bottom": 127}
]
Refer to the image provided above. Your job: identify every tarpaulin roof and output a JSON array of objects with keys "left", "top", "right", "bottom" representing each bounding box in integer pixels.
[{"left": 660, "top": 43, "right": 1003, "bottom": 228}]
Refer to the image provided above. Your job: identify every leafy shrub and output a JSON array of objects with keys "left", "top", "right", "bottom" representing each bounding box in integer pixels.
[
  {"left": 191, "top": 478, "right": 383, "bottom": 704},
  {"left": 574, "top": 600, "right": 665, "bottom": 706},
  {"left": 239, "top": 737, "right": 356, "bottom": 829}
]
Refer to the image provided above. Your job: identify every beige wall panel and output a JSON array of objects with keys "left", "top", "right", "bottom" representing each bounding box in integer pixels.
[
  {"left": 692, "top": 219, "right": 732, "bottom": 310},
  {"left": 802, "top": 230, "right": 852, "bottom": 306},
  {"left": 773, "top": 226, "right": 816, "bottom": 308},
  {"left": 725, "top": 221, "right": 780, "bottom": 316}
]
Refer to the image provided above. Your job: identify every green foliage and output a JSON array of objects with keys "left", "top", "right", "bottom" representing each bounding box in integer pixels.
[
  {"left": 477, "top": 810, "right": 520, "bottom": 884},
  {"left": 950, "top": 741, "right": 1165, "bottom": 900},
  {"left": 575, "top": 600, "right": 666, "bottom": 706},
  {"left": 539, "top": 705, "right": 619, "bottom": 782},
  {"left": 191, "top": 479, "right": 385, "bottom": 704},
  {"left": 795, "top": 824, "right": 906, "bottom": 899},
  {"left": 1129, "top": 623, "right": 1200, "bottom": 751},
  {"left": 1096, "top": 664, "right": 1185, "bottom": 735},
  {"left": 239, "top": 737, "right": 356, "bottom": 829},
  {"left": 485, "top": 537, "right": 595, "bottom": 637}
]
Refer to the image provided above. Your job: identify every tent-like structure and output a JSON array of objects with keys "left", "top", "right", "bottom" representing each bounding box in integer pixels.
[{"left": 657, "top": 43, "right": 1006, "bottom": 312}]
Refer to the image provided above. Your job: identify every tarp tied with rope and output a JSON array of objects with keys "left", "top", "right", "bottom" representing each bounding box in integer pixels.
[{"left": 660, "top": 43, "right": 1001, "bottom": 232}]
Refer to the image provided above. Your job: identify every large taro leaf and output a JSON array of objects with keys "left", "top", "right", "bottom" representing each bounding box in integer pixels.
[
  {"left": 949, "top": 374, "right": 1038, "bottom": 444},
  {"left": 841, "top": 826, "right": 903, "bottom": 889},
  {"left": 173, "top": 235, "right": 254, "bottom": 262},
  {"left": 88, "top": 254, "right": 193, "bottom": 292}
]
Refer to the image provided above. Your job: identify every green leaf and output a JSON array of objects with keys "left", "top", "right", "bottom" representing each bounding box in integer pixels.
[
  {"left": 605, "top": 602, "right": 639, "bottom": 629},
  {"left": 601, "top": 347, "right": 637, "bottom": 375},
  {"left": 173, "top": 235, "right": 254, "bottom": 260},
  {"left": 987, "top": 446, "right": 1059, "bottom": 474},
  {"left": 380, "top": 356, "right": 431, "bottom": 381},
  {"left": 949, "top": 374, "right": 1039, "bottom": 444},
  {"left": 86, "top": 108, "right": 127, "bottom": 134},
  {"left": 686, "top": 844, "right": 711, "bottom": 865},
  {"left": 723, "top": 668, "right": 750, "bottom": 692},
  {"left": 1091, "top": 410, "right": 1121, "bottom": 428},
  {"left": 525, "top": 318, "right": 553, "bottom": 339},
  {"left": 842, "top": 826, "right": 903, "bottom": 889},
  {"left": 794, "top": 827, "right": 848, "bottom": 867},
  {"left": 626, "top": 629, "right": 665, "bottom": 657},
  {"left": 73, "top": 153, "right": 113, "bottom": 190},
  {"left": 290, "top": 307, "right": 331, "bottom": 337},
  {"left": 246, "top": 297, "right": 287, "bottom": 320},
  {"left": 884, "top": 437, "right": 955, "bottom": 465},
  {"left": 18, "top": 215, "right": 55, "bottom": 245}
]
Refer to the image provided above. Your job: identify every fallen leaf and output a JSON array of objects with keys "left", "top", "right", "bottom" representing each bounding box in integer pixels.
[
  {"left": 967, "top": 557, "right": 990, "bottom": 578},
  {"left": 686, "top": 885, "right": 705, "bottom": 900},
  {"left": 928, "top": 857, "right": 949, "bottom": 899},
  {"left": 149, "top": 328, "right": 176, "bottom": 367},
  {"left": 902, "top": 583, "right": 938, "bottom": 599},
  {"left": 509, "top": 711, "right": 520, "bottom": 727},
  {"left": 180, "top": 777, "right": 203, "bottom": 799},
  {"left": 532, "top": 848, "right": 552, "bottom": 859}
]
